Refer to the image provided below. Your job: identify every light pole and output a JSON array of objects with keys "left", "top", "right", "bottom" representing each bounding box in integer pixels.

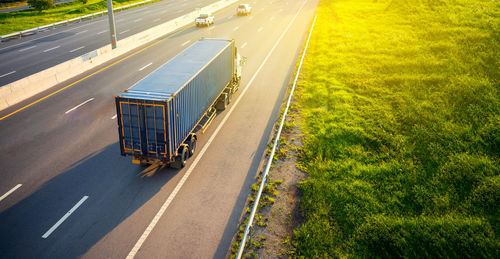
[{"left": 107, "top": 0, "right": 117, "bottom": 49}]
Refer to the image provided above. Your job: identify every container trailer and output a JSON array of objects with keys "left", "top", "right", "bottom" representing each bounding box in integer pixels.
[{"left": 115, "top": 38, "right": 241, "bottom": 170}]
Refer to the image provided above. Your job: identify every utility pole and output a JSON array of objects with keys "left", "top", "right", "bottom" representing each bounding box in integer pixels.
[{"left": 106, "top": 0, "right": 117, "bottom": 49}]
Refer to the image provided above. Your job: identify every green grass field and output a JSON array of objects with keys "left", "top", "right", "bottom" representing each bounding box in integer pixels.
[
  {"left": 292, "top": 0, "right": 499, "bottom": 257},
  {"left": 0, "top": 0, "right": 158, "bottom": 35}
]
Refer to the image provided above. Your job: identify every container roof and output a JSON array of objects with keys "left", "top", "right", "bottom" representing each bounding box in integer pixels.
[{"left": 120, "top": 38, "right": 231, "bottom": 101}]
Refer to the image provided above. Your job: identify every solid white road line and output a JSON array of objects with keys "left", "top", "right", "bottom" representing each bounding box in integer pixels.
[
  {"left": 42, "top": 196, "right": 88, "bottom": 239},
  {"left": 241, "top": 42, "right": 247, "bottom": 49},
  {"left": 43, "top": 45, "right": 60, "bottom": 52},
  {"left": 65, "top": 98, "right": 94, "bottom": 114},
  {"left": 233, "top": 26, "right": 239, "bottom": 31},
  {"left": 139, "top": 62, "right": 153, "bottom": 71},
  {"left": 69, "top": 46, "right": 85, "bottom": 53},
  {"left": 0, "top": 71, "right": 16, "bottom": 78},
  {"left": 119, "top": 29, "right": 130, "bottom": 35},
  {"left": 181, "top": 40, "right": 191, "bottom": 46},
  {"left": 0, "top": 184, "right": 22, "bottom": 202},
  {"left": 75, "top": 30, "right": 88, "bottom": 35},
  {"left": 97, "top": 30, "right": 108, "bottom": 35},
  {"left": 258, "top": 27, "right": 263, "bottom": 32},
  {"left": 111, "top": 114, "right": 117, "bottom": 119},
  {"left": 18, "top": 45, "right": 37, "bottom": 52},
  {"left": 126, "top": 0, "right": 309, "bottom": 257}
]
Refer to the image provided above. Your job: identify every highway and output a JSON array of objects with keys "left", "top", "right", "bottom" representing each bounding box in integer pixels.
[
  {"left": 0, "top": 0, "right": 318, "bottom": 257},
  {"left": 0, "top": 0, "right": 215, "bottom": 86}
]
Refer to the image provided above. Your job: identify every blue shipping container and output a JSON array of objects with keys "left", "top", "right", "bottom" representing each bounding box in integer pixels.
[{"left": 116, "top": 38, "right": 236, "bottom": 162}]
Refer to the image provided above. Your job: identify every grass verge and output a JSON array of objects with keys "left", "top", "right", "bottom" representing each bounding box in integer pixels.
[
  {"left": 0, "top": 0, "right": 159, "bottom": 35},
  {"left": 292, "top": 0, "right": 499, "bottom": 257}
]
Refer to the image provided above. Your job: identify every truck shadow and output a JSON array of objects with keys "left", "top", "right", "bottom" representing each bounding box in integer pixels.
[{"left": 0, "top": 142, "right": 181, "bottom": 258}]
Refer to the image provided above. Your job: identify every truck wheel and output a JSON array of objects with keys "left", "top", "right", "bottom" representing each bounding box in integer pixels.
[
  {"left": 216, "top": 93, "right": 228, "bottom": 111},
  {"left": 187, "top": 134, "right": 197, "bottom": 156},
  {"left": 224, "top": 89, "right": 232, "bottom": 104},
  {"left": 171, "top": 144, "right": 188, "bottom": 169},
  {"left": 232, "top": 79, "right": 240, "bottom": 93}
]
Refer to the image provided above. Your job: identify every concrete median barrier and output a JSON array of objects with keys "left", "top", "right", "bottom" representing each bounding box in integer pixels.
[{"left": 0, "top": 0, "right": 237, "bottom": 112}]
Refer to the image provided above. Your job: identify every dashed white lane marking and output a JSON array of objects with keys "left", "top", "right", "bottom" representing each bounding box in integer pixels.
[
  {"left": 181, "top": 3, "right": 187, "bottom": 6},
  {"left": 42, "top": 196, "right": 88, "bottom": 239},
  {"left": 18, "top": 45, "right": 36, "bottom": 52},
  {"left": 139, "top": 62, "right": 153, "bottom": 71},
  {"left": 181, "top": 40, "right": 191, "bottom": 46},
  {"left": 0, "top": 184, "right": 22, "bottom": 202},
  {"left": 125, "top": 0, "right": 309, "bottom": 256},
  {"left": 233, "top": 26, "right": 239, "bottom": 31},
  {"left": 111, "top": 114, "right": 117, "bottom": 119},
  {"left": 209, "top": 26, "right": 216, "bottom": 30},
  {"left": 258, "top": 26, "right": 263, "bottom": 32},
  {"left": 249, "top": 16, "right": 254, "bottom": 20},
  {"left": 65, "top": 98, "right": 94, "bottom": 114},
  {"left": 75, "top": 30, "right": 88, "bottom": 35},
  {"left": 177, "top": 9, "right": 184, "bottom": 13},
  {"left": 134, "top": 18, "right": 143, "bottom": 22},
  {"left": 43, "top": 45, "right": 60, "bottom": 52},
  {"left": 241, "top": 42, "right": 247, "bottom": 49},
  {"left": 119, "top": 29, "right": 130, "bottom": 34},
  {"left": 97, "top": 30, "right": 108, "bottom": 35},
  {"left": 69, "top": 46, "right": 85, "bottom": 53},
  {"left": 227, "top": 15, "right": 233, "bottom": 19},
  {"left": 153, "top": 18, "right": 161, "bottom": 22},
  {"left": 0, "top": 71, "right": 16, "bottom": 78}
]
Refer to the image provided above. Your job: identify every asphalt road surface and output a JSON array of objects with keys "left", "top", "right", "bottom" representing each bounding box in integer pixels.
[
  {"left": 0, "top": 0, "right": 319, "bottom": 257},
  {"left": 0, "top": 0, "right": 216, "bottom": 86}
]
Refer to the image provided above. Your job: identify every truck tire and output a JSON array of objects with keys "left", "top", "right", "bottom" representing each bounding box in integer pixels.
[
  {"left": 171, "top": 144, "right": 188, "bottom": 169},
  {"left": 187, "top": 134, "right": 197, "bottom": 156},
  {"left": 224, "top": 89, "right": 232, "bottom": 104},
  {"left": 216, "top": 93, "right": 228, "bottom": 111},
  {"left": 232, "top": 79, "right": 240, "bottom": 93}
]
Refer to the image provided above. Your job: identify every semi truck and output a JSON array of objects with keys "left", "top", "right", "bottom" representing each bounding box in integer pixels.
[{"left": 115, "top": 38, "right": 241, "bottom": 172}]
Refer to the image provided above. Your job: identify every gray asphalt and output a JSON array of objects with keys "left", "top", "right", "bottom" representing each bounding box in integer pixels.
[
  {"left": 0, "top": 0, "right": 319, "bottom": 257},
  {"left": 0, "top": 0, "right": 215, "bottom": 86}
]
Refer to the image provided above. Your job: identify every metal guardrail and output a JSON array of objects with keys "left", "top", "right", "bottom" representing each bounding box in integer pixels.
[
  {"left": 0, "top": 0, "right": 153, "bottom": 42},
  {"left": 235, "top": 14, "right": 318, "bottom": 259}
]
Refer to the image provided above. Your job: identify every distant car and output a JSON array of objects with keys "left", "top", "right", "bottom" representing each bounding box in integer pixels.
[
  {"left": 237, "top": 4, "right": 251, "bottom": 15},
  {"left": 195, "top": 13, "right": 214, "bottom": 27}
]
